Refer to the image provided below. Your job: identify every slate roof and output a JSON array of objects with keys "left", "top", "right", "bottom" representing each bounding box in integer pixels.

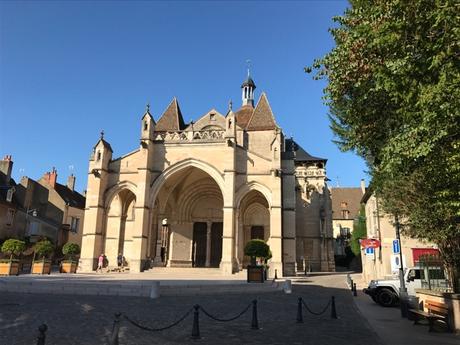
[
  {"left": 284, "top": 139, "right": 327, "bottom": 162},
  {"left": 331, "top": 187, "right": 363, "bottom": 220},
  {"left": 54, "top": 183, "right": 86, "bottom": 209},
  {"left": 94, "top": 138, "right": 113, "bottom": 153},
  {"left": 156, "top": 98, "right": 187, "bottom": 131},
  {"left": 241, "top": 76, "right": 256, "bottom": 88}
]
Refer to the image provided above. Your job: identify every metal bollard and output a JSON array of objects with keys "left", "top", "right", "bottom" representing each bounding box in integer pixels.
[
  {"left": 36, "top": 324, "right": 47, "bottom": 345},
  {"left": 350, "top": 279, "right": 354, "bottom": 291},
  {"left": 331, "top": 296, "right": 338, "bottom": 319},
  {"left": 251, "top": 300, "right": 259, "bottom": 330},
  {"left": 191, "top": 305, "right": 201, "bottom": 339},
  {"left": 109, "top": 313, "right": 121, "bottom": 345},
  {"left": 353, "top": 283, "right": 357, "bottom": 297},
  {"left": 296, "top": 297, "right": 303, "bottom": 323},
  {"left": 149, "top": 281, "right": 160, "bottom": 299}
]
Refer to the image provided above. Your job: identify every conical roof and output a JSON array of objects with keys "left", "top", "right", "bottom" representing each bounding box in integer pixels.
[
  {"left": 155, "top": 98, "right": 186, "bottom": 131},
  {"left": 241, "top": 76, "right": 256, "bottom": 89},
  {"left": 246, "top": 93, "right": 277, "bottom": 131}
]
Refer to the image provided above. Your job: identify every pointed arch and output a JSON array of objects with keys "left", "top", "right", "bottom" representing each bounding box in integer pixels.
[
  {"left": 235, "top": 181, "right": 272, "bottom": 209},
  {"left": 149, "top": 158, "right": 225, "bottom": 207}
]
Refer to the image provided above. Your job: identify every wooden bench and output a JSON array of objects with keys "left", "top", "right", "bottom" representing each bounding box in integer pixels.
[{"left": 409, "top": 300, "right": 451, "bottom": 332}]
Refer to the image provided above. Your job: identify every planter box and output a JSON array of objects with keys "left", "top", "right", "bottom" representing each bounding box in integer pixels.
[
  {"left": 32, "top": 261, "right": 51, "bottom": 275},
  {"left": 0, "top": 261, "right": 20, "bottom": 276},
  {"left": 60, "top": 261, "right": 78, "bottom": 273},
  {"left": 247, "top": 265, "right": 265, "bottom": 283}
]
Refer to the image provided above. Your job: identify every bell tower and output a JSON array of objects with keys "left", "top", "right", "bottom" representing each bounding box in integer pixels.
[{"left": 241, "top": 69, "right": 256, "bottom": 107}]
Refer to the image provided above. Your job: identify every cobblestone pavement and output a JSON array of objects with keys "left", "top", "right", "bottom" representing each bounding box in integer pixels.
[{"left": 0, "top": 274, "right": 381, "bottom": 345}]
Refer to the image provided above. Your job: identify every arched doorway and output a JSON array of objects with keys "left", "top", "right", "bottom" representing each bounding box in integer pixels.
[
  {"left": 151, "top": 166, "right": 224, "bottom": 268},
  {"left": 237, "top": 190, "right": 270, "bottom": 268},
  {"left": 104, "top": 189, "right": 136, "bottom": 267}
]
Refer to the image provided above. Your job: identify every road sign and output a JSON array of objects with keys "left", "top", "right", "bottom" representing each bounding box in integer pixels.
[
  {"left": 392, "top": 239, "right": 400, "bottom": 254},
  {"left": 360, "top": 238, "right": 381, "bottom": 249},
  {"left": 365, "top": 247, "right": 375, "bottom": 256}
]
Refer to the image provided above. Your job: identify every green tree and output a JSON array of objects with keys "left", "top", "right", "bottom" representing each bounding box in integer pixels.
[
  {"left": 310, "top": 0, "right": 460, "bottom": 291},
  {"left": 244, "top": 239, "right": 271, "bottom": 265},
  {"left": 1, "top": 239, "right": 26, "bottom": 261},
  {"left": 34, "top": 240, "right": 54, "bottom": 260},
  {"left": 351, "top": 205, "right": 366, "bottom": 256},
  {"left": 62, "top": 243, "right": 80, "bottom": 262}
]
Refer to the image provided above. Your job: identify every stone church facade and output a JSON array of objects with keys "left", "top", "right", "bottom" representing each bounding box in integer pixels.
[{"left": 80, "top": 76, "right": 335, "bottom": 277}]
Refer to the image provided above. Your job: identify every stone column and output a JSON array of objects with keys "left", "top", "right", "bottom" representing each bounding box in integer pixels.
[
  {"left": 153, "top": 215, "right": 165, "bottom": 266},
  {"left": 221, "top": 207, "right": 235, "bottom": 274},
  {"left": 205, "top": 221, "right": 212, "bottom": 267}
]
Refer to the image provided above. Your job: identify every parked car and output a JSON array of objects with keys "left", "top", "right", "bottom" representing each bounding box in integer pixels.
[{"left": 363, "top": 266, "right": 446, "bottom": 307}]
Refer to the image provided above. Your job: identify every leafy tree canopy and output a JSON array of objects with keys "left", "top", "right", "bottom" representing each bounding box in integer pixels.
[
  {"left": 1, "top": 239, "right": 26, "bottom": 260},
  {"left": 310, "top": 0, "right": 460, "bottom": 291},
  {"left": 351, "top": 205, "right": 366, "bottom": 257},
  {"left": 34, "top": 240, "right": 54, "bottom": 259}
]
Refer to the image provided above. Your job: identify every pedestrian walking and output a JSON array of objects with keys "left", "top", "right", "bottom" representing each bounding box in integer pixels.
[{"left": 97, "top": 253, "right": 104, "bottom": 273}]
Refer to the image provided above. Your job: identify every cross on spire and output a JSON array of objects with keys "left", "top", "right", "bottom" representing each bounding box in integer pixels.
[
  {"left": 229, "top": 99, "right": 233, "bottom": 111},
  {"left": 146, "top": 103, "right": 150, "bottom": 113},
  {"left": 100, "top": 130, "right": 104, "bottom": 139}
]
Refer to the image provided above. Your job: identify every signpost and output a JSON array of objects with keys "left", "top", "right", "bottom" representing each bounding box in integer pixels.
[
  {"left": 360, "top": 238, "right": 381, "bottom": 249},
  {"left": 392, "top": 239, "right": 400, "bottom": 254}
]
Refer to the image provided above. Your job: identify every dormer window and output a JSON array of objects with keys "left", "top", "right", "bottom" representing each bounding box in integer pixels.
[{"left": 210, "top": 113, "right": 215, "bottom": 121}]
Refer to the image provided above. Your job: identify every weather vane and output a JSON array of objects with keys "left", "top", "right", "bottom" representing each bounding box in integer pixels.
[{"left": 246, "top": 59, "right": 251, "bottom": 77}]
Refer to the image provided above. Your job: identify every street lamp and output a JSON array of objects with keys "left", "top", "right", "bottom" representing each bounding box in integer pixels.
[
  {"left": 161, "top": 218, "right": 169, "bottom": 265},
  {"left": 395, "top": 214, "right": 408, "bottom": 317}
]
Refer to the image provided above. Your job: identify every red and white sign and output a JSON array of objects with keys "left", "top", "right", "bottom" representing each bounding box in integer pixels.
[{"left": 360, "top": 238, "right": 381, "bottom": 249}]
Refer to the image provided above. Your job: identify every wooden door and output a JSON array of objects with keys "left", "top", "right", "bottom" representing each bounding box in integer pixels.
[
  {"left": 210, "top": 222, "right": 223, "bottom": 267},
  {"left": 192, "top": 222, "right": 207, "bottom": 267}
]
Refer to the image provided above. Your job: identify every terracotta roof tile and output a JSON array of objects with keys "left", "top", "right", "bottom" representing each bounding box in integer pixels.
[
  {"left": 246, "top": 93, "right": 277, "bottom": 131},
  {"left": 235, "top": 105, "right": 254, "bottom": 128},
  {"left": 331, "top": 188, "right": 364, "bottom": 220}
]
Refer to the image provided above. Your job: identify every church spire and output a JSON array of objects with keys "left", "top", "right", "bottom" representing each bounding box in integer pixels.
[{"left": 241, "top": 62, "right": 256, "bottom": 107}]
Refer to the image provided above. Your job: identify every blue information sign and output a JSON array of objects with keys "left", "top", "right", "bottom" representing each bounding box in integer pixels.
[
  {"left": 392, "top": 239, "right": 400, "bottom": 254},
  {"left": 365, "top": 247, "right": 374, "bottom": 255}
]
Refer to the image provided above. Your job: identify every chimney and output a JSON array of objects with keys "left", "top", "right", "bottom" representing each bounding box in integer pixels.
[
  {"left": 67, "top": 174, "right": 75, "bottom": 191},
  {"left": 0, "top": 155, "right": 13, "bottom": 185},
  {"left": 360, "top": 179, "right": 366, "bottom": 194},
  {"left": 43, "top": 167, "right": 58, "bottom": 188}
]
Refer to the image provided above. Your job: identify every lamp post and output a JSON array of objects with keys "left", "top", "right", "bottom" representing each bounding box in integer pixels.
[
  {"left": 161, "top": 218, "right": 169, "bottom": 266},
  {"left": 25, "top": 208, "right": 38, "bottom": 238},
  {"left": 395, "top": 214, "right": 408, "bottom": 317}
]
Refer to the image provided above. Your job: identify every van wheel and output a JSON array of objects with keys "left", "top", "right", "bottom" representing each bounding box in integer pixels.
[{"left": 377, "top": 288, "right": 397, "bottom": 307}]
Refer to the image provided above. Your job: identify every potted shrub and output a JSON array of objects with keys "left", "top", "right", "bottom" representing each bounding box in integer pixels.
[
  {"left": 32, "top": 239, "right": 54, "bottom": 274},
  {"left": 244, "top": 239, "right": 271, "bottom": 283},
  {"left": 0, "top": 239, "right": 25, "bottom": 276},
  {"left": 60, "top": 242, "right": 80, "bottom": 273}
]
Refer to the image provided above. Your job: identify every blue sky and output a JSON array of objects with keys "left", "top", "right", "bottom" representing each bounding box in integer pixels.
[{"left": 0, "top": 0, "right": 366, "bottom": 193}]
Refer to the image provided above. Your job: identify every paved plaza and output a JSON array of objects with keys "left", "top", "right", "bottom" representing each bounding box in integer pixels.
[{"left": 1, "top": 273, "right": 458, "bottom": 345}]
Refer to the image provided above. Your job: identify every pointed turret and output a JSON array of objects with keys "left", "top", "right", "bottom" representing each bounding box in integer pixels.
[
  {"left": 141, "top": 103, "right": 156, "bottom": 142},
  {"left": 90, "top": 130, "right": 112, "bottom": 171},
  {"left": 241, "top": 71, "right": 256, "bottom": 107},
  {"left": 246, "top": 92, "right": 277, "bottom": 131},
  {"left": 155, "top": 98, "right": 186, "bottom": 131},
  {"left": 225, "top": 100, "right": 237, "bottom": 140}
]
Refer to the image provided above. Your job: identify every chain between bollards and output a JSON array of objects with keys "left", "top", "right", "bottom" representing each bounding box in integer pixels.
[
  {"left": 330, "top": 296, "right": 337, "bottom": 319},
  {"left": 296, "top": 297, "right": 303, "bottom": 323},
  {"left": 109, "top": 313, "right": 121, "bottom": 345},
  {"left": 191, "top": 305, "right": 200, "bottom": 339},
  {"left": 251, "top": 300, "right": 259, "bottom": 330},
  {"left": 36, "top": 324, "right": 47, "bottom": 345}
]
